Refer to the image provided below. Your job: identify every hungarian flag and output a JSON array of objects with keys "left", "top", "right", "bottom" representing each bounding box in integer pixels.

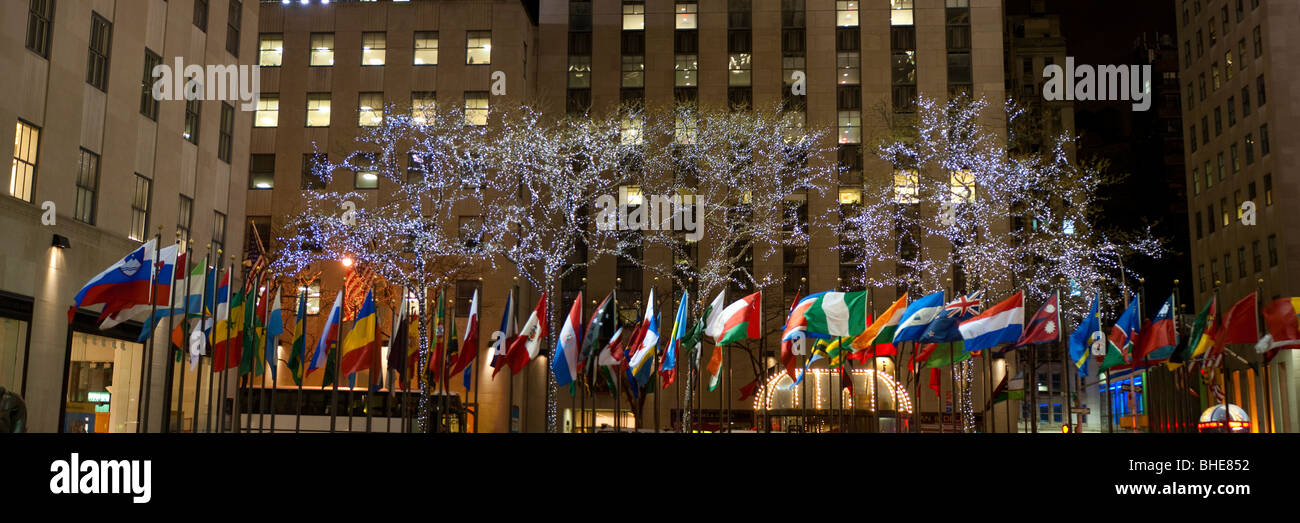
[
  {"left": 1134, "top": 294, "right": 1177, "bottom": 361},
  {"left": 1015, "top": 291, "right": 1060, "bottom": 348},
  {"left": 1218, "top": 292, "right": 1258, "bottom": 345},
  {"left": 1169, "top": 296, "right": 1214, "bottom": 370},
  {"left": 851, "top": 293, "right": 908, "bottom": 351}
]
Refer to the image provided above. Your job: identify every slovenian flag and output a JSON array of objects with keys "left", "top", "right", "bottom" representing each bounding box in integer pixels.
[
  {"left": 552, "top": 292, "right": 584, "bottom": 386},
  {"left": 72, "top": 239, "right": 157, "bottom": 323},
  {"left": 101, "top": 241, "right": 177, "bottom": 329},
  {"left": 892, "top": 291, "right": 946, "bottom": 344},
  {"left": 958, "top": 291, "right": 1024, "bottom": 353}
]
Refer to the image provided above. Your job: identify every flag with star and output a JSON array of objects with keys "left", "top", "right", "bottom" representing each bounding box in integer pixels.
[{"left": 1014, "top": 291, "right": 1061, "bottom": 349}]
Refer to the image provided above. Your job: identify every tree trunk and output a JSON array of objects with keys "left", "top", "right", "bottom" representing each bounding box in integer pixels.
[{"left": 544, "top": 275, "right": 559, "bottom": 433}]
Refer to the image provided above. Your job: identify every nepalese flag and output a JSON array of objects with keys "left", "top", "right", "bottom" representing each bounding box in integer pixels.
[
  {"left": 659, "top": 290, "right": 689, "bottom": 388},
  {"left": 1100, "top": 298, "right": 1141, "bottom": 372},
  {"left": 1014, "top": 291, "right": 1061, "bottom": 349},
  {"left": 552, "top": 292, "right": 584, "bottom": 386},
  {"left": 920, "top": 291, "right": 984, "bottom": 343},
  {"left": 1134, "top": 294, "right": 1177, "bottom": 361},
  {"left": 892, "top": 291, "right": 946, "bottom": 344},
  {"left": 101, "top": 242, "right": 180, "bottom": 330},
  {"left": 71, "top": 239, "right": 157, "bottom": 323},
  {"left": 958, "top": 291, "right": 1024, "bottom": 354}
]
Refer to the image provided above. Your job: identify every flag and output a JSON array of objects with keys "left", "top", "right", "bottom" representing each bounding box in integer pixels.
[
  {"left": 738, "top": 379, "right": 760, "bottom": 403},
  {"left": 1135, "top": 294, "right": 1177, "bottom": 361},
  {"left": 809, "top": 337, "right": 850, "bottom": 368},
  {"left": 1169, "top": 296, "right": 1214, "bottom": 370},
  {"left": 240, "top": 273, "right": 266, "bottom": 377},
  {"left": 892, "top": 291, "right": 946, "bottom": 344},
  {"left": 170, "top": 257, "right": 208, "bottom": 353},
  {"left": 923, "top": 343, "right": 972, "bottom": 368},
  {"left": 309, "top": 291, "right": 344, "bottom": 378},
  {"left": 660, "top": 290, "right": 689, "bottom": 388},
  {"left": 101, "top": 241, "right": 178, "bottom": 329},
  {"left": 503, "top": 292, "right": 546, "bottom": 376},
  {"left": 223, "top": 282, "right": 245, "bottom": 373},
  {"left": 134, "top": 247, "right": 187, "bottom": 341},
  {"left": 552, "top": 292, "right": 584, "bottom": 386},
  {"left": 1219, "top": 292, "right": 1258, "bottom": 345},
  {"left": 340, "top": 289, "right": 378, "bottom": 379},
  {"left": 388, "top": 291, "right": 410, "bottom": 387},
  {"left": 851, "top": 293, "right": 908, "bottom": 351},
  {"left": 71, "top": 239, "right": 156, "bottom": 323},
  {"left": 800, "top": 291, "right": 869, "bottom": 338},
  {"left": 1014, "top": 291, "right": 1060, "bottom": 348},
  {"left": 627, "top": 289, "right": 660, "bottom": 388},
  {"left": 702, "top": 290, "right": 727, "bottom": 391},
  {"left": 430, "top": 289, "right": 447, "bottom": 384},
  {"left": 579, "top": 292, "right": 617, "bottom": 382},
  {"left": 449, "top": 289, "right": 482, "bottom": 379},
  {"left": 1067, "top": 293, "right": 1101, "bottom": 377},
  {"left": 443, "top": 295, "right": 460, "bottom": 387},
  {"left": 706, "top": 291, "right": 761, "bottom": 346},
  {"left": 1100, "top": 298, "right": 1141, "bottom": 372},
  {"left": 264, "top": 287, "right": 284, "bottom": 380},
  {"left": 488, "top": 290, "right": 516, "bottom": 378},
  {"left": 958, "top": 291, "right": 1024, "bottom": 354},
  {"left": 780, "top": 292, "right": 826, "bottom": 379},
  {"left": 287, "top": 289, "right": 308, "bottom": 385},
  {"left": 921, "top": 291, "right": 984, "bottom": 343},
  {"left": 1260, "top": 298, "right": 1300, "bottom": 362},
  {"left": 211, "top": 267, "right": 236, "bottom": 371},
  {"left": 928, "top": 368, "right": 941, "bottom": 398}
]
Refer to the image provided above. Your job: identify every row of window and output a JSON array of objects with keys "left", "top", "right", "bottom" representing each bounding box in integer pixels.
[
  {"left": 1183, "top": 0, "right": 1260, "bottom": 28},
  {"left": 253, "top": 91, "right": 486, "bottom": 128},
  {"left": 260, "top": 30, "right": 484, "bottom": 67},
  {"left": 9, "top": 120, "right": 225, "bottom": 248},
  {"left": 1198, "top": 235, "right": 1277, "bottom": 293},
  {"left": 1187, "top": 76, "right": 1265, "bottom": 149},
  {"left": 1194, "top": 173, "right": 1271, "bottom": 240},
  {"left": 1183, "top": 1, "right": 1261, "bottom": 70},
  {"left": 1190, "top": 127, "right": 1269, "bottom": 196}
]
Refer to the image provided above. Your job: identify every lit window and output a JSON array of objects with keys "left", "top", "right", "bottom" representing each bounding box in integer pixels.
[
  {"left": 623, "top": 3, "right": 645, "bottom": 30},
  {"left": 10, "top": 120, "right": 40, "bottom": 202},
  {"left": 620, "top": 185, "right": 644, "bottom": 207},
  {"left": 837, "top": 1, "right": 859, "bottom": 27},
  {"left": 74, "top": 148, "right": 100, "bottom": 225},
  {"left": 891, "top": 0, "right": 914, "bottom": 26},
  {"left": 675, "top": 2, "right": 697, "bottom": 30},
  {"left": 466, "top": 31, "right": 491, "bottom": 65},
  {"left": 310, "top": 33, "right": 334, "bottom": 66},
  {"left": 305, "top": 282, "right": 321, "bottom": 315},
  {"left": 255, "top": 94, "right": 278, "bottom": 127},
  {"left": 306, "top": 93, "right": 331, "bottom": 127},
  {"left": 622, "top": 55, "right": 644, "bottom": 88},
  {"left": 837, "top": 52, "right": 860, "bottom": 85},
  {"left": 675, "top": 55, "right": 697, "bottom": 87},
  {"left": 838, "top": 187, "right": 862, "bottom": 205},
  {"left": 621, "top": 117, "right": 644, "bottom": 145},
  {"left": 837, "top": 111, "right": 861, "bottom": 144},
  {"left": 1224, "top": 51, "right": 1233, "bottom": 80},
  {"left": 358, "top": 92, "right": 383, "bottom": 127},
  {"left": 893, "top": 170, "right": 919, "bottom": 204},
  {"left": 464, "top": 92, "right": 488, "bottom": 126},
  {"left": 414, "top": 32, "right": 438, "bottom": 65},
  {"left": 362, "top": 32, "right": 385, "bottom": 66},
  {"left": 728, "top": 53, "right": 752, "bottom": 87},
  {"left": 130, "top": 174, "right": 151, "bottom": 242},
  {"left": 355, "top": 154, "right": 379, "bottom": 190},
  {"left": 411, "top": 92, "right": 436, "bottom": 125},
  {"left": 258, "top": 33, "right": 283, "bottom": 67},
  {"left": 569, "top": 56, "right": 591, "bottom": 88},
  {"left": 249, "top": 154, "right": 274, "bottom": 189},
  {"left": 950, "top": 170, "right": 975, "bottom": 203}
]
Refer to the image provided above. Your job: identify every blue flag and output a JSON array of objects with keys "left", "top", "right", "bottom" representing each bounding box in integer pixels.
[
  {"left": 920, "top": 291, "right": 984, "bottom": 343},
  {"left": 893, "top": 291, "right": 947, "bottom": 344},
  {"left": 1067, "top": 293, "right": 1101, "bottom": 377}
]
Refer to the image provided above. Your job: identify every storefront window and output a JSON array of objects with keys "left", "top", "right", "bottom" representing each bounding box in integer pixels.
[
  {"left": 0, "top": 318, "right": 28, "bottom": 395},
  {"left": 64, "top": 332, "right": 142, "bottom": 433}
]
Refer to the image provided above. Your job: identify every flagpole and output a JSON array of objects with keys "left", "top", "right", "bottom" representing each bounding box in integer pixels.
[
  {"left": 258, "top": 280, "right": 271, "bottom": 434},
  {"left": 330, "top": 288, "right": 341, "bottom": 433},
  {"left": 221, "top": 258, "right": 234, "bottom": 433},
  {"left": 168, "top": 240, "right": 195, "bottom": 432},
  {"left": 205, "top": 250, "right": 222, "bottom": 432},
  {"left": 242, "top": 271, "right": 258, "bottom": 434},
  {"left": 191, "top": 244, "right": 212, "bottom": 433},
  {"left": 147, "top": 231, "right": 181, "bottom": 433},
  {"left": 136, "top": 229, "right": 164, "bottom": 433}
]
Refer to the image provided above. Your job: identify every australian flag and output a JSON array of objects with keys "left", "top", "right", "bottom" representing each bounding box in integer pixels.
[{"left": 919, "top": 291, "right": 984, "bottom": 344}]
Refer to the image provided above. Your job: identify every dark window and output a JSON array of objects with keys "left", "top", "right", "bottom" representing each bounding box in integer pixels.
[
  {"left": 194, "top": 0, "right": 208, "bottom": 32},
  {"left": 836, "top": 27, "right": 859, "bottom": 52},
  {"left": 226, "top": 0, "right": 242, "bottom": 57},
  {"left": 566, "top": 89, "right": 591, "bottom": 115},
  {"left": 250, "top": 154, "right": 274, "bottom": 189},
  {"left": 1257, "top": 75, "right": 1266, "bottom": 105},
  {"left": 675, "top": 30, "right": 698, "bottom": 54},
  {"left": 1208, "top": 204, "right": 1216, "bottom": 233},
  {"left": 1238, "top": 248, "right": 1247, "bottom": 278},
  {"left": 455, "top": 280, "right": 482, "bottom": 317},
  {"left": 1252, "top": 241, "right": 1262, "bottom": 272},
  {"left": 177, "top": 195, "right": 193, "bottom": 246},
  {"left": 129, "top": 174, "right": 151, "bottom": 242},
  {"left": 727, "top": 87, "right": 752, "bottom": 111},
  {"left": 569, "top": 0, "right": 592, "bottom": 31},
  {"left": 302, "top": 153, "right": 328, "bottom": 190},
  {"left": 140, "top": 49, "right": 161, "bottom": 120},
  {"left": 74, "top": 148, "right": 100, "bottom": 224},
  {"left": 1253, "top": 26, "right": 1262, "bottom": 58},
  {"left": 1242, "top": 86, "right": 1251, "bottom": 116},
  {"left": 213, "top": 211, "right": 226, "bottom": 255},
  {"left": 1268, "top": 235, "right": 1278, "bottom": 267},
  {"left": 218, "top": 103, "right": 234, "bottom": 163},
  {"left": 458, "top": 216, "right": 484, "bottom": 250},
  {"left": 1195, "top": 211, "right": 1203, "bottom": 239},
  {"left": 1260, "top": 124, "right": 1269, "bottom": 155},
  {"left": 1227, "top": 97, "right": 1236, "bottom": 126},
  {"left": 26, "top": 0, "right": 55, "bottom": 58},
  {"left": 1264, "top": 173, "right": 1272, "bottom": 205},
  {"left": 87, "top": 13, "right": 112, "bottom": 92}
]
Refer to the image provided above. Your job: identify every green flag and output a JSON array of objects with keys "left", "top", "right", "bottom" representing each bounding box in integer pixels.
[
  {"left": 1169, "top": 297, "right": 1214, "bottom": 370},
  {"left": 288, "top": 291, "right": 307, "bottom": 385},
  {"left": 925, "top": 342, "right": 972, "bottom": 369}
]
